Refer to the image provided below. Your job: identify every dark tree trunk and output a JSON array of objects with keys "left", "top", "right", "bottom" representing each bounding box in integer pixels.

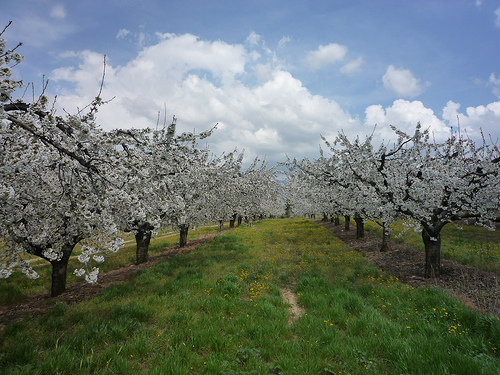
[
  {"left": 50, "top": 243, "right": 76, "bottom": 297},
  {"left": 219, "top": 220, "right": 224, "bottom": 231},
  {"left": 135, "top": 228, "right": 152, "bottom": 264},
  {"left": 344, "top": 216, "right": 350, "bottom": 231},
  {"left": 422, "top": 227, "right": 441, "bottom": 278},
  {"left": 229, "top": 214, "right": 237, "bottom": 228},
  {"left": 354, "top": 215, "right": 364, "bottom": 238},
  {"left": 179, "top": 224, "right": 189, "bottom": 247},
  {"left": 237, "top": 216, "right": 243, "bottom": 226},
  {"left": 334, "top": 217, "right": 340, "bottom": 226},
  {"left": 322, "top": 213, "right": 328, "bottom": 222},
  {"left": 380, "top": 225, "right": 391, "bottom": 252}
]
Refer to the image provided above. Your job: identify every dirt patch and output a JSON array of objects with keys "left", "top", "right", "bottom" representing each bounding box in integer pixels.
[
  {"left": 0, "top": 233, "right": 219, "bottom": 329},
  {"left": 319, "top": 221, "right": 500, "bottom": 317},
  {"left": 281, "top": 288, "right": 305, "bottom": 325}
]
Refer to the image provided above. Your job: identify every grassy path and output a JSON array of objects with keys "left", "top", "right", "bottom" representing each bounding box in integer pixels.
[
  {"left": 0, "top": 225, "right": 224, "bottom": 302},
  {"left": 1, "top": 218, "right": 499, "bottom": 374}
]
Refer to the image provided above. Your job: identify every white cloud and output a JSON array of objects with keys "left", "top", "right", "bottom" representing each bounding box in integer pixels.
[
  {"left": 253, "top": 63, "right": 273, "bottom": 84},
  {"left": 304, "top": 43, "right": 348, "bottom": 71},
  {"left": 340, "top": 57, "right": 364, "bottom": 74},
  {"left": 246, "top": 31, "right": 261, "bottom": 46},
  {"left": 116, "top": 28, "right": 131, "bottom": 39},
  {"left": 365, "top": 99, "right": 450, "bottom": 141},
  {"left": 443, "top": 100, "right": 500, "bottom": 140},
  {"left": 50, "top": 4, "right": 66, "bottom": 19},
  {"left": 382, "top": 65, "right": 424, "bottom": 97},
  {"left": 48, "top": 33, "right": 498, "bottom": 166},
  {"left": 496, "top": 7, "right": 500, "bottom": 27},
  {"left": 475, "top": 0, "right": 483, "bottom": 7},
  {"left": 278, "top": 36, "right": 291, "bottom": 49},
  {"left": 51, "top": 50, "right": 110, "bottom": 95},
  {"left": 489, "top": 73, "right": 500, "bottom": 97},
  {"left": 50, "top": 34, "right": 360, "bottom": 165}
]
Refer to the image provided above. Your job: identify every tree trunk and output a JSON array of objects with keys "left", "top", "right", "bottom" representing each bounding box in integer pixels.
[
  {"left": 422, "top": 227, "right": 441, "bottom": 278},
  {"left": 322, "top": 213, "right": 328, "bottom": 222},
  {"left": 179, "top": 224, "right": 189, "bottom": 247},
  {"left": 334, "top": 217, "right": 340, "bottom": 226},
  {"left": 50, "top": 243, "right": 76, "bottom": 297},
  {"left": 219, "top": 220, "right": 224, "bottom": 231},
  {"left": 380, "top": 225, "right": 391, "bottom": 252},
  {"left": 344, "top": 216, "right": 350, "bottom": 231},
  {"left": 135, "top": 228, "right": 152, "bottom": 264},
  {"left": 237, "top": 216, "right": 243, "bottom": 227},
  {"left": 354, "top": 215, "right": 364, "bottom": 238},
  {"left": 229, "top": 214, "right": 237, "bottom": 228}
]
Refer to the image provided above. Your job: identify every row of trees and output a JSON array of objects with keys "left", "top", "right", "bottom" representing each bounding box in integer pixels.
[
  {"left": 2, "top": 24, "right": 498, "bottom": 299},
  {"left": 287, "top": 124, "right": 500, "bottom": 278},
  {"left": 0, "top": 27, "right": 282, "bottom": 296}
]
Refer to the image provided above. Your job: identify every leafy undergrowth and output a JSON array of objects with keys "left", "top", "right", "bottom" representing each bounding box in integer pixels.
[{"left": 1, "top": 218, "right": 499, "bottom": 374}]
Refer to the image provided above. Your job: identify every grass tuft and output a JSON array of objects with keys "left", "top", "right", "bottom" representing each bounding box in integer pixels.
[{"left": 1, "top": 218, "right": 500, "bottom": 374}]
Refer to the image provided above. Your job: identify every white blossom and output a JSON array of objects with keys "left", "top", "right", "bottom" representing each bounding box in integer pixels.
[{"left": 85, "top": 267, "right": 99, "bottom": 284}]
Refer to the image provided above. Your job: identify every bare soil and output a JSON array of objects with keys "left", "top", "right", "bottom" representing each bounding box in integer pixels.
[
  {"left": 319, "top": 221, "right": 500, "bottom": 317},
  {"left": 281, "top": 288, "right": 306, "bottom": 325}
]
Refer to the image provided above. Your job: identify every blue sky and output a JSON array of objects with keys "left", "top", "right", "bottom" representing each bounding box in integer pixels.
[{"left": 2, "top": 0, "right": 500, "bottom": 165}]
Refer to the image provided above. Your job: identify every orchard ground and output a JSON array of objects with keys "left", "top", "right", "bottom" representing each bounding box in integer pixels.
[
  {"left": 321, "top": 221, "right": 500, "bottom": 317},
  {"left": 1, "top": 218, "right": 499, "bottom": 326},
  {"left": 1, "top": 218, "right": 500, "bottom": 374}
]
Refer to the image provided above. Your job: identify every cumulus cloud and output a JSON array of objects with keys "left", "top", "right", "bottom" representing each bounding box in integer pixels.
[
  {"left": 382, "top": 65, "right": 424, "bottom": 97},
  {"left": 50, "top": 34, "right": 359, "bottom": 165},
  {"left": 51, "top": 50, "right": 112, "bottom": 96},
  {"left": 442, "top": 100, "right": 500, "bottom": 140},
  {"left": 340, "top": 57, "right": 364, "bottom": 74},
  {"left": 49, "top": 33, "right": 497, "bottom": 166},
  {"left": 304, "top": 43, "right": 348, "bottom": 71},
  {"left": 365, "top": 99, "right": 450, "bottom": 142}
]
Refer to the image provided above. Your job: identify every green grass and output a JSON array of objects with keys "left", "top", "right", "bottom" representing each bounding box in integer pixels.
[
  {"left": 1, "top": 218, "right": 499, "bottom": 374},
  {"left": 0, "top": 224, "right": 226, "bottom": 304},
  {"left": 364, "top": 220, "right": 500, "bottom": 274}
]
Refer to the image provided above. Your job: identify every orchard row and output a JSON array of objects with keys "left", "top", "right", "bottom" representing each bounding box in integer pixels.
[
  {"left": 2, "top": 25, "right": 499, "bottom": 298},
  {"left": 0, "top": 27, "right": 282, "bottom": 296},
  {"left": 287, "top": 124, "right": 500, "bottom": 277}
]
